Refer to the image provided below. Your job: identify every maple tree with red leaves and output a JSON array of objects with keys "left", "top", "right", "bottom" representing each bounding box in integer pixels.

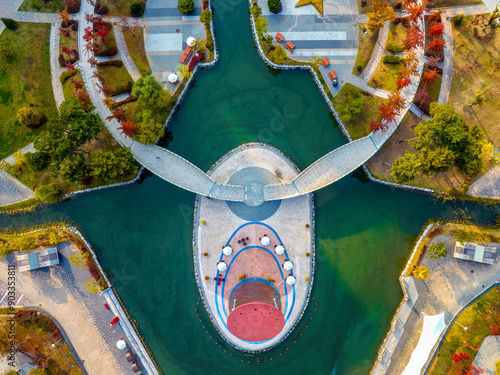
[
  {"left": 106, "top": 108, "right": 128, "bottom": 123},
  {"left": 61, "top": 45, "right": 75, "bottom": 57},
  {"left": 405, "top": 0, "right": 428, "bottom": 26},
  {"left": 421, "top": 68, "right": 441, "bottom": 87},
  {"left": 65, "top": 62, "right": 76, "bottom": 70},
  {"left": 428, "top": 38, "right": 445, "bottom": 52},
  {"left": 462, "top": 366, "right": 485, "bottom": 375},
  {"left": 414, "top": 89, "right": 432, "bottom": 111},
  {"left": 396, "top": 76, "right": 412, "bottom": 90},
  {"left": 59, "top": 27, "right": 71, "bottom": 39},
  {"left": 369, "top": 119, "right": 386, "bottom": 133},
  {"left": 386, "top": 92, "right": 406, "bottom": 114},
  {"left": 70, "top": 78, "right": 84, "bottom": 91},
  {"left": 429, "top": 22, "right": 444, "bottom": 36},
  {"left": 489, "top": 324, "right": 500, "bottom": 335},
  {"left": 452, "top": 352, "right": 472, "bottom": 363},
  {"left": 88, "top": 57, "right": 98, "bottom": 68},
  {"left": 83, "top": 26, "right": 94, "bottom": 54},
  {"left": 74, "top": 91, "right": 92, "bottom": 109},
  {"left": 403, "top": 26, "right": 425, "bottom": 51},
  {"left": 118, "top": 119, "right": 138, "bottom": 138}
]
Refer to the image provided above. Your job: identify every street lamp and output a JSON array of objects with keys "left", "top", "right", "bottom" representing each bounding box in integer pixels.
[
  {"left": 360, "top": 28, "right": 369, "bottom": 41},
  {"left": 454, "top": 321, "right": 468, "bottom": 331}
]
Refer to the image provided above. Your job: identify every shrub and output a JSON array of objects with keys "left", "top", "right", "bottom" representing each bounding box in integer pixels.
[
  {"left": 428, "top": 226, "right": 442, "bottom": 238},
  {"left": 461, "top": 183, "right": 470, "bottom": 193},
  {"left": 95, "top": 46, "right": 118, "bottom": 57},
  {"left": 95, "top": 5, "right": 108, "bottom": 14},
  {"left": 34, "top": 183, "right": 62, "bottom": 203},
  {"left": 97, "top": 60, "right": 123, "bottom": 67},
  {"left": 60, "top": 69, "right": 78, "bottom": 83},
  {"left": 130, "top": 2, "right": 144, "bottom": 16},
  {"left": 446, "top": 186, "right": 463, "bottom": 196},
  {"left": 386, "top": 42, "right": 403, "bottom": 52},
  {"left": 17, "top": 106, "right": 46, "bottom": 128},
  {"left": 26, "top": 151, "right": 50, "bottom": 172},
  {"left": 1, "top": 18, "right": 18, "bottom": 30},
  {"left": 178, "top": 0, "right": 194, "bottom": 15},
  {"left": 205, "top": 26, "right": 214, "bottom": 50},
  {"left": 453, "top": 14, "right": 464, "bottom": 26},
  {"left": 268, "top": 0, "right": 281, "bottom": 12},
  {"left": 71, "top": 22, "right": 78, "bottom": 31},
  {"left": 357, "top": 65, "right": 362, "bottom": 71},
  {"left": 383, "top": 55, "right": 402, "bottom": 64}
]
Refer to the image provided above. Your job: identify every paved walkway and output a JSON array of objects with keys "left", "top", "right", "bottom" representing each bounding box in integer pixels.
[
  {"left": 0, "top": 172, "right": 34, "bottom": 206},
  {"left": 472, "top": 335, "right": 500, "bottom": 374},
  {"left": 437, "top": 15, "right": 453, "bottom": 105},
  {"left": 468, "top": 165, "right": 500, "bottom": 199},
  {"left": 360, "top": 21, "right": 389, "bottom": 82},
  {"left": 372, "top": 231, "right": 500, "bottom": 375},
  {"left": 113, "top": 26, "right": 142, "bottom": 81}
]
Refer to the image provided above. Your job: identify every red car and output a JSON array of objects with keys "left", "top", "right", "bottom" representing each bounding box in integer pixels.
[
  {"left": 104, "top": 303, "right": 110, "bottom": 311},
  {"left": 110, "top": 317, "right": 120, "bottom": 326}
]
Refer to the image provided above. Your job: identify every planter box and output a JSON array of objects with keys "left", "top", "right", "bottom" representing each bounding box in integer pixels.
[{"left": 270, "top": 2, "right": 282, "bottom": 14}]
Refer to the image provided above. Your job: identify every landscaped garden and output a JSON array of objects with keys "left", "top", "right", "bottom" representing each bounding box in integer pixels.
[
  {"left": 59, "top": 20, "right": 79, "bottom": 67},
  {"left": 385, "top": 19, "right": 406, "bottom": 52},
  {"left": 18, "top": 0, "right": 79, "bottom": 13},
  {"left": 61, "top": 69, "right": 88, "bottom": 101},
  {"left": 449, "top": 14, "right": 500, "bottom": 147},
  {"left": 123, "top": 27, "right": 152, "bottom": 76},
  {"left": 332, "top": 83, "right": 386, "bottom": 139},
  {"left": 368, "top": 55, "right": 401, "bottom": 92},
  {"left": 0, "top": 309, "right": 83, "bottom": 375},
  {"left": 93, "top": 21, "right": 118, "bottom": 57},
  {"left": 97, "top": 0, "right": 145, "bottom": 16},
  {"left": 413, "top": 64, "right": 443, "bottom": 114},
  {"left": 352, "top": 24, "right": 379, "bottom": 76},
  {"left": 0, "top": 22, "right": 57, "bottom": 159},
  {"left": 97, "top": 62, "right": 134, "bottom": 96},
  {"left": 428, "top": 285, "right": 500, "bottom": 374}
]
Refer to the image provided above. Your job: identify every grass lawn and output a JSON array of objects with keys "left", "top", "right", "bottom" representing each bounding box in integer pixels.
[
  {"left": 449, "top": 15, "right": 500, "bottom": 147},
  {"left": 356, "top": 0, "right": 399, "bottom": 14},
  {"left": 364, "top": 112, "right": 476, "bottom": 192},
  {"left": 99, "top": 0, "right": 144, "bottom": 16},
  {"left": 0, "top": 23, "right": 57, "bottom": 160},
  {"left": 97, "top": 63, "right": 134, "bottom": 96},
  {"left": 61, "top": 70, "right": 87, "bottom": 101},
  {"left": 123, "top": 27, "right": 152, "bottom": 76},
  {"left": 352, "top": 24, "right": 379, "bottom": 76},
  {"left": 0, "top": 310, "right": 83, "bottom": 374},
  {"left": 94, "top": 22, "right": 118, "bottom": 56},
  {"left": 332, "top": 83, "right": 385, "bottom": 140},
  {"left": 59, "top": 22, "right": 79, "bottom": 67},
  {"left": 368, "top": 59, "right": 401, "bottom": 92},
  {"left": 386, "top": 21, "right": 406, "bottom": 50},
  {"left": 18, "top": 0, "right": 65, "bottom": 12},
  {"left": 413, "top": 64, "right": 442, "bottom": 114},
  {"left": 428, "top": 285, "right": 500, "bottom": 374}
]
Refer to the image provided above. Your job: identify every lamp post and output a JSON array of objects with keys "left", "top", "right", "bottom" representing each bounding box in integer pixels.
[
  {"left": 360, "top": 29, "right": 369, "bottom": 41},
  {"left": 454, "top": 321, "right": 468, "bottom": 331}
]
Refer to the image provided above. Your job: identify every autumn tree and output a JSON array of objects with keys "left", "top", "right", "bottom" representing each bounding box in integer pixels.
[
  {"left": 106, "top": 108, "right": 128, "bottom": 123},
  {"left": 367, "top": 1, "right": 396, "bottom": 32},
  {"left": 403, "top": 26, "right": 425, "bottom": 51},
  {"left": 412, "top": 266, "right": 430, "bottom": 280},
  {"left": 118, "top": 119, "right": 138, "bottom": 138},
  {"left": 176, "top": 64, "right": 193, "bottom": 79},
  {"left": 59, "top": 26, "right": 72, "bottom": 39},
  {"left": 422, "top": 68, "right": 441, "bottom": 87},
  {"left": 429, "top": 22, "right": 444, "bottom": 36},
  {"left": 66, "top": 62, "right": 76, "bottom": 70},
  {"left": 405, "top": 0, "right": 428, "bottom": 26},
  {"left": 428, "top": 241, "right": 447, "bottom": 261},
  {"left": 414, "top": 89, "right": 432, "bottom": 111},
  {"left": 74, "top": 91, "right": 92, "bottom": 109},
  {"left": 396, "top": 76, "right": 412, "bottom": 90},
  {"left": 102, "top": 97, "right": 118, "bottom": 110},
  {"left": 58, "top": 10, "right": 70, "bottom": 26},
  {"left": 70, "top": 77, "right": 84, "bottom": 91},
  {"left": 428, "top": 38, "right": 445, "bottom": 52},
  {"left": 268, "top": 45, "right": 287, "bottom": 64}
]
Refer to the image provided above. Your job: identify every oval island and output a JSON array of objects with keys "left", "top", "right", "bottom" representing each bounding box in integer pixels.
[{"left": 193, "top": 143, "right": 315, "bottom": 352}]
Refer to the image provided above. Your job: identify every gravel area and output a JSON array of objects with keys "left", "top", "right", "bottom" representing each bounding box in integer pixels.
[{"left": 0, "top": 172, "right": 35, "bottom": 207}]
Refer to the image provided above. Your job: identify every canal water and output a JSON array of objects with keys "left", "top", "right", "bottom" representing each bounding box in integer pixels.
[{"left": 1, "top": 1, "right": 500, "bottom": 375}]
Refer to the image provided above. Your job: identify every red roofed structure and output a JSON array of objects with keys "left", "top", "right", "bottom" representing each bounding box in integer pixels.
[{"left": 227, "top": 302, "right": 285, "bottom": 342}]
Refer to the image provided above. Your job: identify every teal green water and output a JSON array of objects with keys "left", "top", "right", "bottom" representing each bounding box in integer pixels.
[{"left": 1, "top": 2, "right": 500, "bottom": 375}]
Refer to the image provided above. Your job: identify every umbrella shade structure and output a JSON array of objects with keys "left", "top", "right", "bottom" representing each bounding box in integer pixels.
[
  {"left": 275, "top": 245, "right": 285, "bottom": 255},
  {"left": 217, "top": 262, "right": 227, "bottom": 272},
  {"left": 223, "top": 246, "right": 232, "bottom": 256},
  {"left": 401, "top": 313, "right": 446, "bottom": 375},
  {"left": 286, "top": 276, "right": 296, "bottom": 285},
  {"left": 260, "top": 236, "right": 270, "bottom": 246},
  {"left": 284, "top": 261, "right": 293, "bottom": 271},
  {"left": 117, "top": 339, "right": 127, "bottom": 350},
  {"left": 187, "top": 37, "right": 196, "bottom": 47},
  {"left": 168, "top": 73, "right": 178, "bottom": 84}
]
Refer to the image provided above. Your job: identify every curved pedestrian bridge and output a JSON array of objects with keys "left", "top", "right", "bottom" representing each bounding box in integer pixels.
[{"left": 130, "top": 136, "right": 379, "bottom": 204}]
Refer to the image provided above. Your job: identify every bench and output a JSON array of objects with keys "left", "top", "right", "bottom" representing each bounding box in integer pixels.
[
  {"left": 179, "top": 54, "right": 189, "bottom": 64},
  {"left": 285, "top": 41, "right": 295, "bottom": 51},
  {"left": 322, "top": 56, "right": 330, "bottom": 66},
  {"left": 275, "top": 32, "right": 284, "bottom": 43}
]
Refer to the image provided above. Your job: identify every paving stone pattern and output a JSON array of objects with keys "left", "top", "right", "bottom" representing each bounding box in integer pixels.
[{"left": 472, "top": 335, "right": 500, "bottom": 374}]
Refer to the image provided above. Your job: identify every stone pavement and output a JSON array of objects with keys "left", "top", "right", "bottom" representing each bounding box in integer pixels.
[
  {"left": 468, "top": 165, "right": 500, "bottom": 199},
  {"left": 0, "top": 172, "right": 34, "bottom": 207},
  {"left": 472, "top": 335, "right": 500, "bottom": 374},
  {"left": 360, "top": 21, "right": 389, "bottom": 82},
  {"left": 437, "top": 15, "right": 453, "bottom": 105},
  {"left": 372, "top": 231, "right": 500, "bottom": 375},
  {"left": 113, "top": 26, "right": 142, "bottom": 81}
]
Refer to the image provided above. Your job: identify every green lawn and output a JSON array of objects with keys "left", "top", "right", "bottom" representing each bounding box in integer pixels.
[
  {"left": 123, "top": 27, "right": 152, "bottom": 76},
  {"left": 59, "top": 22, "right": 79, "bottom": 67},
  {"left": 352, "top": 24, "right": 379, "bottom": 76},
  {"left": 332, "top": 83, "right": 386, "bottom": 140},
  {"left": 368, "top": 59, "right": 401, "bottom": 93},
  {"left": 0, "top": 23, "right": 57, "bottom": 159},
  {"left": 97, "top": 63, "right": 134, "bottom": 96},
  {"left": 413, "top": 64, "right": 442, "bottom": 115},
  {"left": 449, "top": 14, "right": 500, "bottom": 147},
  {"left": 429, "top": 286, "right": 500, "bottom": 374},
  {"left": 18, "top": 0, "right": 65, "bottom": 12},
  {"left": 386, "top": 21, "right": 406, "bottom": 50},
  {"left": 61, "top": 70, "right": 87, "bottom": 101},
  {"left": 99, "top": 0, "right": 144, "bottom": 16}
]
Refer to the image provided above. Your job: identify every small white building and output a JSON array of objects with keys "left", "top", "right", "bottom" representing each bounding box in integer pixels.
[{"left": 453, "top": 242, "right": 497, "bottom": 264}]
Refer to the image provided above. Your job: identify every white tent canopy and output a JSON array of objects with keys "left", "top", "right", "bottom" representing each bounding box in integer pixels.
[
  {"left": 116, "top": 339, "right": 127, "bottom": 350},
  {"left": 260, "top": 236, "right": 270, "bottom": 246},
  {"left": 223, "top": 246, "right": 232, "bottom": 256},
  {"left": 284, "top": 261, "right": 293, "bottom": 271},
  {"left": 187, "top": 37, "right": 196, "bottom": 46},
  {"left": 275, "top": 245, "right": 285, "bottom": 255},
  {"left": 168, "top": 73, "right": 178, "bottom": 83},
  {"left": 286, "top": 276, "right": 296, "bottom": 285},
  {"left": 401, "top": 312, "right": 446, "bottom": 375},
  {"left": 217, "top": 262, "right": 227, "bottom": 272}
]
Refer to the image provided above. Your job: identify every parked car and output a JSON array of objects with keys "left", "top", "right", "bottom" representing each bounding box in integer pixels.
[
  {"left": 328, "top": 70, "right": 338, "bottom": 86},
  {"left": 110, "top": 317, "right": 120, "bottom": 326}
]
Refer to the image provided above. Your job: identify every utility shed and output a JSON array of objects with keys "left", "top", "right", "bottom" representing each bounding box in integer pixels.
[{"left": 16, "top": 247, "right": 59, "bottom": 272}]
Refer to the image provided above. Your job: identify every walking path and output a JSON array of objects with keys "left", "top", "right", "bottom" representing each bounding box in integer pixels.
[
  {"left": 0, "top": 172, "right": 35, "bottom": 206},
  {"left": 472, "top": 335, "right": 500, "bottom": 374},
  {"left": 443, "top": 4, "right": 490, "bottom": 17},
  {"left": 371, "top": 228, "right": 500, "bottom": 375},
  {"left": 437, "top": 15, "right": 453, "bottom": 105},
  {"left": 468, "top": 165, "right": 500, "bottom": 199},
  {"left": 360, "top": 21, "right": 389, "bottom": 82},
  {"left": 111, "top": 25, "right": 142, "bottom": 81}
]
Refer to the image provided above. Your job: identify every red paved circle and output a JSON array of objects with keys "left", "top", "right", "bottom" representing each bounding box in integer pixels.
[{"left": 227, "top": 302, "right": 285, "bottom": 342}]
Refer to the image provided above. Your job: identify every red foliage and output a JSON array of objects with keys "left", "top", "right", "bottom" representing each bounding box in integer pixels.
[
  {"left": 370, "top": 119, "right": 387, "bottom": 133},
  {"left": 87, "top": 57, "right": 98, "bottom": 68},
  {"left": 70, "top": 77, "right": 84, "bottom": 91},
  {"left": 464, "top": 366, "right": 485, "bottom": 375},
  {"left": 452, "top": 352, "right": 472, "bottom": 363},
  {"left": 386, "top": 92, "right": 406, "bottom": 114},
  {"left": 429, "top": 22, "right": 444, "bottom": 36},
  {"left": 85, "top": 259, "right": 100, "bottom": 281},
  {"left": 83, "top": 26, "right": 94, "bottom": 54},
  {"left": 402, "top": 0, "right": 419, "bottom": 7},
  {"left": 65, "top": 62, "right": 76, "bottom": 70},
  {"left": 61, "top": 45, "right": 74, "bottom": 57},
  {"left": 377, "top": 100, "right": 398, "bottom": 126},
  {"left": 427, "top": 38, "right": 445, "bottom": 52},
  {"left": 403, "top": 26, "right": 425, "bottom": 51},
  {"left": 73, "top": 91, "right": 92, "bottom": 109},
  {"left": 59, "top": 27, "right": 71, "bottom": 39},
  {"left": 428, "top": 10, "right": 444, "bottom": 23},
  {"left": 396, "top": 76, "right": 412, "bottom": 90},
  {"left": 106, "top": 108, "right": 128, "bottom": 123},
  {"left": 414, "top": 89, "right": 432, "bottom": 111},
  {"left": 405, "top": 1, "right": 428, "bottom": 26},
  {"left": 118, "top": 119, "right": 138, "bottom": 138},
  {"left": 489, "top": 324, "right": 500, "bottom": 335},
  {"left": 421, "top": 68, "right": 441, "bottom": 87}
]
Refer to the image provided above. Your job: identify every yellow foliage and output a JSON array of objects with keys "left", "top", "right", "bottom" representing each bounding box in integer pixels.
[
  {"left": 295, "top": 0, "right": 323, "bottom": 14},
  {"left": 13, "top": 150, "right": 26, "bottom": 166}
]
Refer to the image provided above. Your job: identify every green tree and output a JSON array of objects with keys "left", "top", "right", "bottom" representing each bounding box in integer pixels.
[
  {"left": 254, "top": 16, "right": 268, "bottom": 37},
  {"left": 412, "top": 266, "right": 430, "bottom": 280},
  {"left": 52, "top": 138, "right": 75, "bottom": 162},
  {"left": 1, "top": 18, "right": 18, "bottom": 30},
  {"left": 391, "top": 103, "right": 487, "bottom": 184},
  {"left": 34, "top": 183, "right": 62, "bottom": 203},
  {"left": 90, "top": 148, "right": 136, "bottom": 183},
  {"left": 132, "top": 76, "right": 162, "bottom": 107},
  {"left": 17, "top": 106, "right": 45, "bottom": 128},
  {"left": 29, "top": 369, "right": 49, "bottom": 375},
  {"left": 268, "top": 0, "right": 281, "bottom": 12},
  {"left": 133, "top": 110, "right": 165, "bottom": 144},
  {"left": 268, "top": 45, "right": 287, "bottom": 64},
  {"left": 200, "top": 9, "right": 212, "bottom": 25},
  {"left": 251, "top": 4, "right": 262, "bottom": 17},
  {"left": 428, "top": 241, "right": 447, "bottom": 261},
  {"left": 58, "top": 154, "right": 88, "bottom": 182},
  {"left": 176, "top": 64, "right": 193, "bottom": 79},
  {"left": 26, "top": 151, "right": 50, "bottom": 172},
  {"left": 177, "top": 0, "right": 194, "bottom": 15},
  {"left": 367, "top": 1, "right": 396, "bottom": 32},
  {"left": 334, "top": 84, "right": 365, "bottom": 121},
  {"left": 309, "top": 56, "right": 323, "bottom": 70}
]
